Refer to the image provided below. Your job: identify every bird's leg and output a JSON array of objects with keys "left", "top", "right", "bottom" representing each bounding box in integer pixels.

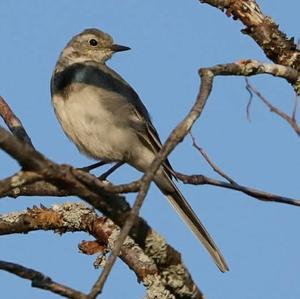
[
  {"left": 99, "top": 162, "right": 124, "bottom": 180},
  {"left": 79, "top": 161, "right": 108, "bottom": 172}
]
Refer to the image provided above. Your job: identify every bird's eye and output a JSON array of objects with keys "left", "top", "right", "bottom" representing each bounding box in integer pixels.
[{"left": 89, "top": 39, "right": 98, "bottom": 46}]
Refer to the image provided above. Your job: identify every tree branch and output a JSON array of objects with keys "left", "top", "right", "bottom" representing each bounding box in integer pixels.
[
  {"left": 0, "top": 260, "right": 87, "bottom": 299},
  {"left": 0, "top": 203, "right": 204, "bottom": 299},
  {"left": 0, "top": 171, "right": 43, "bottom": 197},
  {"left": 199, "top": 0, "right": 300, "bottom": 78},
  {"left": 0, "top": 12, "right": 299, "bottom": 293},
  {"left": 176, "top": 172, "right": 300, "bottom": 207},
  {"left": 190, "top": 132, "right": 236, "bottom": 184},
  {"left": 0, "top": 96, "right": 34, "bottom": 147},
  {"left": 245, "top": 78, "right": 300, "bottom": 137},
  {"left": 1, "top": 59, "right": 298, "bottom": 297},
  {"left": 181, "top": 132, "right": 300, "bottom": 207}
]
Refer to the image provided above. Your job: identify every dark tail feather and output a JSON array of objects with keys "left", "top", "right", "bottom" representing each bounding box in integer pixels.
[{"left": 164, "top": 179, "right": 229, "bottom": 272}]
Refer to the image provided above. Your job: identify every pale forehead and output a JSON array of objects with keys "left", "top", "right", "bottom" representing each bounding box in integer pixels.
[{"left": 74, "top": 29, "right": 113, "bottom": 43}]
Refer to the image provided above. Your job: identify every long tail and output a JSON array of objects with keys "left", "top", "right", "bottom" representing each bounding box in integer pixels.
[{"left": 163, "top": 178, "right": 229, "bottom": 272}]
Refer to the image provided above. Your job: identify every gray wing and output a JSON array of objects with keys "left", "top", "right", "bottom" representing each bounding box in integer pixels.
[{"left": 101, "top": 63, "right": 177, "bottom": 178}]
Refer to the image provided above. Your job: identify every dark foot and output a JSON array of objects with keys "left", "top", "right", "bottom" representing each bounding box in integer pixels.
[
  {"left": 79, "top": 161, "right": 108, "bottom": 172},
  {"left": 99, "top": 162, "right": 124, "bottom": 180}
]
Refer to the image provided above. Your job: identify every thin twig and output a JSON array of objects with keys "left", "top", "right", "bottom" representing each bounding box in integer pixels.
[
  {"left": 292, "top": 94, "right": 298, "bottom": 121},
  {"left": 245, "top": 78, "right": 300, "bottom": 137},
  {"left": 245, "top": 79, "right": 254, "bottom": 121},
  {"left": 0, "top": 260, "right": 88, "bottom": 299},
  {"left": 190, "top": 132, "right": 236, "bottom": 184},
  {"left": 186, "top": 133, "right": 300, "bottom": 206},
  {"left": 176, "top": 172, "right": 300, "bottom": 207},
  {"left": 0, "top": 96, "right": 34, "bottom": 147}
]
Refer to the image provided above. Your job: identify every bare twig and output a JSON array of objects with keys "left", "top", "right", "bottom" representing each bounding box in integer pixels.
[
  {"left": 245, "top": 80, "right": 254, "bottom": 121},
  {"left": 0, "top": 260, "right": 88, "bottom": 299},
  {"left": 190, "top": 132, "right": 236, "bottom": 184},
  {"left": 0, "top": 127, "right": 51, "bottom": 171},
  {"left": 245, "top": 78, "right": 300, "bottom": 137},
  {"left": 0, "top": 96, "right": 34, "bottom": 146},
  {"left": 186, "top": 133, "right": 300, "bottom": 206},
  {"left": 292, "top": 94, "right": 298, "bottom": 121},
  {"left": 176, "top": 172, "right": 300, "bottom": 207}
]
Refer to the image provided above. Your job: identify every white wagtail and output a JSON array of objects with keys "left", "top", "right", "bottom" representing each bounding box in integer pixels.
[{"left": 51, "top": 28, "right": 228, "bottom": 272}]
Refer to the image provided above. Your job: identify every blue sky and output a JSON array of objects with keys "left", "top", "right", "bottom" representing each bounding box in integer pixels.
[{"left": 1, "top": 1, "right": 300, "bottom": 298}]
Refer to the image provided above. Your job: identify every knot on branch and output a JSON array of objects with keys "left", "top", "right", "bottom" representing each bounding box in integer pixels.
[{"left": 227, "top": 0, "right": 263, "bottom": 25}]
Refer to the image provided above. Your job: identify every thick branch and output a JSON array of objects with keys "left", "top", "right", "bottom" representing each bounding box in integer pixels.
[
  {"left": 0, "top": 171, "right": 43, "bottom": 197},
  {"left": 1, "top": 180, "right": 72, "bottom": 198},
  {"left": 199, "top": 0, "right": 300, "bottom": 75},
  {"left": 206, "top": 60, "right": 299, "bottom": 85},
  {"left": 0, "top": 203, "right": 204, "bottom": 299},
  {"left": 0, "top": 171, "right": 140, "bottom": 200}
]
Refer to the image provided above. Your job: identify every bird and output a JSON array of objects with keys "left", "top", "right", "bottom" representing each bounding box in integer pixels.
[{"left": 50, "top": 28, "right": 229, "bottom": 272}]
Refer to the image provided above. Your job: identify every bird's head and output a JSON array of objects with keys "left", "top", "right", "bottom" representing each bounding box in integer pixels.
[{"left": 56, "top": 28, "right": 130, "bottom": 70}]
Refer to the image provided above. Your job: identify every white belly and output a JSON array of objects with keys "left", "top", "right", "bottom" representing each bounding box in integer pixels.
[{"left": 52, "top": 85, "right": 142, "bottom": 162}]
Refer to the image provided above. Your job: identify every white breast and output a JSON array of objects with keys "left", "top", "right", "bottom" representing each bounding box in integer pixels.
[{"left": 52, "top": 84, "right": 143, "bottom": 162}]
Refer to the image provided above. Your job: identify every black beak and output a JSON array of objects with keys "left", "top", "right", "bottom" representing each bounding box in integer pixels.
[{"left": 110, "top": 44, "right": 131, "bottom": 52}]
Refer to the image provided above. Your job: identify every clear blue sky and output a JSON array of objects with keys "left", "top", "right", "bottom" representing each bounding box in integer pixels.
[{"left": 1, "top": 1, "right": 300, "bottom": 298}]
